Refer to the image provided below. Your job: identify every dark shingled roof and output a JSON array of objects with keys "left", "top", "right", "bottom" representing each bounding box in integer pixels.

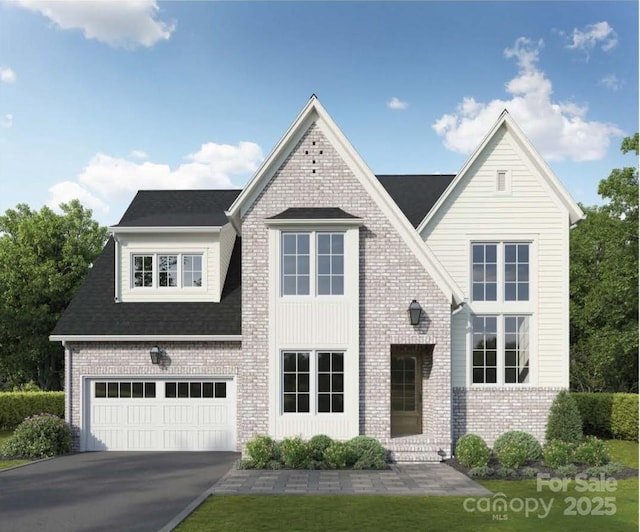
[
  {"left": 113, "top": 189, "right": 242, "bottom": 227},
  {"left": 51, "top": 237, "right": 241, "bottom": 336},
  {"left": 376, "top": 174, "right": 455, "bottom": 228},
  {"left": 267, "top": 207, "right": 359, "bottom": 220}
]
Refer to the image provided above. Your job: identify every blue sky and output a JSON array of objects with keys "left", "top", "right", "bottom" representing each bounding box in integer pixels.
[{"left": 0, "top": 1, "right": 637, "bottom": 225}]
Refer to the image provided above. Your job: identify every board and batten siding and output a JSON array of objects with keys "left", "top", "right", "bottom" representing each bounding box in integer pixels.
[
  {"left": 422, "top": 125, "right": 569, "bottom": 388},
  {"left": 117, "top": 232, "right": 223, "bottom": 302}
]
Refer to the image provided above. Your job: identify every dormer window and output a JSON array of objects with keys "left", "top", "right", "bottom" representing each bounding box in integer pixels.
[{"left": 132, "top": 253, "right": 203, "bottom": 289}]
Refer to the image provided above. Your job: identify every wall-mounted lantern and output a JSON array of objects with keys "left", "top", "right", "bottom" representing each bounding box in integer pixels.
[
  {"left": 408, "top": 300, "right": 422, "bottom": 326},
  {"left": 150, "top": 345, "right": 162, "bottom": 365}
]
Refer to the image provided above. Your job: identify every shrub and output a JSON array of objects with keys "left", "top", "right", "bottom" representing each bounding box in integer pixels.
[
  {"left": 469, "top": 465, "right": 493, "bottom": 478},
  {"left": 308, "top": 434, "right": 333, "bottom": 461},
  {"left": 235, "top": 458, "right": 255, "bottom": 470},
  {"left": 279, "top": 437, "right": 311, "bottom": 469},
  {"left": 0, "top": 392, "right": 65, "bottom": 430},
  {"left": 493, "top": 431, "right": 542, "bottom": 468},
  {"left": 520, "top": 467, "right": 538, "bottom": 479},
  {"left": 324, "top": 441, "right": 350, "bottom": 469},
  {"left": 1, "top": 413, "right": 70, "bottom": 458},
  {"left": 573, "top": 436, "right": 610, "bottom": 466},
  {"left": 266, "top": 460, "right": 284, "bottom": 470},
  {"left": 245, "top": 435, "right": 275, "bottom": 469},
  {"left": 543, "top": 440, "right": 575, "bottom": 468},
  {"left": 573, "top": 393, "right": 639, "bottom": 441},
  {"left": 585, "top": 462, "right": 624, "bottom": 476},
  {"left": 495, "top": 466, "right": 517, "bottom": 479},
  {"left": 346, "top": 436, "right": 387, "bottom": 469},
  {"left": 545, "top": 390, "right": 583, "bottom": 444},
  {"left": 554, "top": 464, "right": 578, "bottom": 477},
  {"left": 455, "top": 434, "right": 491, "bottom": 468}
]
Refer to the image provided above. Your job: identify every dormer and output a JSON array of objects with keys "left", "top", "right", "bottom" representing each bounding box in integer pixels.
[{"left": 109, "top": 190, "right": 240, "bottom": 303}]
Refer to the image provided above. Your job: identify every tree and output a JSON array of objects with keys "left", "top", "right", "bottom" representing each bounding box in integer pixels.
[
  {"left": 570, "top": 134, "right": 639, "bottom": 392},
  {"left": 0, "top": 201, "right": 107, "bottom": 390}
]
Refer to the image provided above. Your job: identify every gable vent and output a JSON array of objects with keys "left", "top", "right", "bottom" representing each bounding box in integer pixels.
[{"left": 497, "top": 170, "right": 507, "bottom": 192}]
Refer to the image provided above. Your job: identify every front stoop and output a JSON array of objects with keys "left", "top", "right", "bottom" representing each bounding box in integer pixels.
[{"left": 382, "top": 435, "right": 451, "bottom": 463}]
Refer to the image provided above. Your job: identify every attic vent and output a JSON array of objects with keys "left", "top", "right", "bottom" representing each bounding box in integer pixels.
[{"left": 497, "top": 170, "right": 507, "bottom": 192}]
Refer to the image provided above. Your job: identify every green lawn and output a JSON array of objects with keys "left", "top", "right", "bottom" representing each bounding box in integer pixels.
[
  {"left": 0, "top": 430, "right": 30, "bottom": 470},
  {"left": 177, "top": 441, "right": 639, "bottom": 532}
]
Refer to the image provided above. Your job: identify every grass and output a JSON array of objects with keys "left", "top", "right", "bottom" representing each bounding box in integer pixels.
[
  {"left": 177, "top": 440, "right": 639, "bottom": 532},
  {"left": 0, "top": 429, "right": 30, "bottom": 470}
]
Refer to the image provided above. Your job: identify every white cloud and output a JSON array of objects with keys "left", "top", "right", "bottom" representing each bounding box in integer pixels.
[
  {"left": 432, "top": 37, "right": 623, "bottom": 162},
  {"left": 1, "top": 113, "right": 12, "bottom": 128},
  {"left": 129, "top": 149, "right": 148, "bottom": 160},
  {"left": 14, "top": 0, "right": 175, "bottom": 48},
  {"left": 0, "top": 67, "right": 16, "bottom": 83},
  {"left": 48, "top": 181, "right": 110, "bottom": 214},
  {"left": 566, "top": 21, "right": 618, "bottom": 59},
  {"left": 387, "top": 97, "right": 408, "bottom": 110},
  {"left": 599, "top": 74, "right": 621, "bottom": 91},
  {"left": 47, "top": 140, "right": 263, "bottom": 216}
]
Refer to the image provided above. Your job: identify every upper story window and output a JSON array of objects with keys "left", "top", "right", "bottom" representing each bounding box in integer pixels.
[
  {"left": 471, "top": 242, "right": 530, "bottom": 302},
  {"left": 281, "top": 231, "right": 344, "bottom": 296},
  {"left": 132, "top": 253, "right": 203, "bottom": 289}
]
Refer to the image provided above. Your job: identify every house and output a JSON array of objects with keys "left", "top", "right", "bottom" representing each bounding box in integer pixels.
[{"left": 50, "top": 96, "right": 584, "bottom": 461}]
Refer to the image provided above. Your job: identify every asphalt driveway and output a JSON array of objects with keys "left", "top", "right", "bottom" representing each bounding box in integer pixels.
[{"left": 0, "top": 451, "right": 239, "bottom": 532}]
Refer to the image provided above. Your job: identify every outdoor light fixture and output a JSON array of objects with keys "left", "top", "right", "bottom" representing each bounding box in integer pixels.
[
  {"left": 150, "top": 345, "right": 161, "bottom": 365},
  {"left": 408, "top": 300, "right": 422, "bottom": 326}
]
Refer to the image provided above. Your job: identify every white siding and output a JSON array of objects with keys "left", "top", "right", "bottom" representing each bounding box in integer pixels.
[
  {"left": 422, "top": 125, "right": 569, "bottom": 388},
  {"left": 219, "top": 223, "right": 237, "bottom": 294},
  {"left": 117, "top": 232, "right": 222, "bottom": 302}
]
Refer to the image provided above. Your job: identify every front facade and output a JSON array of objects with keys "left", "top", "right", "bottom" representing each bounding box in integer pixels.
[{"left": 51, "top": 96, "right": 584, "bottom": 460}]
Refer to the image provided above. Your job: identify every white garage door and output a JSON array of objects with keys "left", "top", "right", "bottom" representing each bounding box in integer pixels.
[{"left": 86, "top": 379, "right": 235, "bottom": 451}]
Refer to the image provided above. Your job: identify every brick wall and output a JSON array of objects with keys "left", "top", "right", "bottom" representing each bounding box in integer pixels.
[
  {"left": 65, "top": 341, "right": 241, "bottom": 450},
  {"left": 452, "top": 387, "right": 562, "bottom": 446},
  {"left": 240, "top": 122, "right": 452, "bottom": 452}
]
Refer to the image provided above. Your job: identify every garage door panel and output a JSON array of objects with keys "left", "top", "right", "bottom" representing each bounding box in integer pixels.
[{"left": 87, "top": 378, "right": 235, "bottom": 451}]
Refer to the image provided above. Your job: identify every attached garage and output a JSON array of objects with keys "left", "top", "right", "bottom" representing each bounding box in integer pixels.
[{"left": 84, "top": 378, "right": 236, "bottom": 451}]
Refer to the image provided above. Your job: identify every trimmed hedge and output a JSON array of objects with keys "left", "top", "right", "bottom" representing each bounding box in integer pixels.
[
  {"left": 572, "top": 393, "right": 638, "bottom": 441},
  {"left": 0, "top": 392, "right": 65, "bottom": 430}
]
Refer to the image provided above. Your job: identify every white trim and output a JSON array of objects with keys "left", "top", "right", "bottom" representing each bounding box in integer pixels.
[
  {"left": 226, "top": 95, "right": 463, "bottom": 304},
  {"left": 50, "top": 335, "right": 242, "bottom": 342},
  {"left": 417, "top": 110, "right": 585, "bottom": 234},
  {"left": 109, "top": 226, "right": 222, "bottom": 234}
]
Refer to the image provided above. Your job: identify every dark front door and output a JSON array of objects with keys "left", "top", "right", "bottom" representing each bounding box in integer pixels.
[{"left": 390, "top": 353, "right": 422, "bottom": 437}]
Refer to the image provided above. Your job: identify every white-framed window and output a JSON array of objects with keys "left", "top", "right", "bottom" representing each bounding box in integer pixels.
[
  {"left": 472, "top": 315, "right": 530, "bottom": 385},
  {"left": 471, "top": 242, "right": 530, "bottom": 302},
  {"left": 281, "top": 231, "right": 345, "bottom": 297},
  {"left": 496, "top": 169, "right": 511, "bottom": 193},
  {"left": 282, "top": 351, "right": 345, "bottom": 414},
  {"left": 131, "top": 253, "right": 204, "bottom": 289}
]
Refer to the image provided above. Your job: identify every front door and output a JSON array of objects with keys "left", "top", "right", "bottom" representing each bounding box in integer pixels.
[{"left": 390, "top": 353, "right": 422, "bottom": 437}]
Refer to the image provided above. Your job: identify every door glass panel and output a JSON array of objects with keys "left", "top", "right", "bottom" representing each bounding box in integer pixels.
[{"left": 95, "top": 382, "right": 106, "bottom": 398}]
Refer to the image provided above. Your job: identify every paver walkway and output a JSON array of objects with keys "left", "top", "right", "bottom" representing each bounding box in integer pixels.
[{"left": 211, "top": 463, "right": 491, "bottom": 496}]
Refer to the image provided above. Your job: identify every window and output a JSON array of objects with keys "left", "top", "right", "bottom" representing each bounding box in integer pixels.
[
  {"left": 317, "top": 234, "right": 344, "bottom": 295},
  {"left": 282, "top": 233, "right": 310, "bottom": 295},
  {"left": 131, "top": 253, "right": 204, "bottom": 289},
  {"left": 472, "top": 315, "right": 530, "bottom": 385},
  {"left": 282, "top": 351, "right": 345, "bottom": 414},
  {"left": 281, "top": 231, "right": 345, "bottom": 296},
  {"left": 391, "top": 356, "right": 417, "bottom": 411},
  {"left": 471, "top": 242, "right": 530, "bottom": 302},
  {"left": 95, "top": 381, "right": 156, "bottom": 398},
  {"left": 133, "top": 255, "right": 153, "bottom": 287},
  {"left": 165, "top": 381, "right": 226, "bottom": 398}
]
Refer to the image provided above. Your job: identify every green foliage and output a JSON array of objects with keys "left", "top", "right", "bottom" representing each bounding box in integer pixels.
[
  {"left": 495, "top": 466, "right": 517, "bottom": 479},
  {"left": 323, "top": 441, "right": 350, "bottom": 469},
  {"left": 454, "top": 434, "right": 491, "bottom": 468},
  {"left": 573, "top": 436, "right": 610, "bottom": 466},
  {"left": 346, "top": 436, "right": 387, "bottom": 469},
  {"left": 0, "top": 392, "right": 64, "bottom": 430},
  {"left": 493, "top": 431, "right": 542, "bottom": 468},
  {"left": 278, "top": 437, "right": 311, "bottom": 469},
  {"left": 554, "top": 464, "right": 578, "bottom": 477},
  {"left": 235, "top": 458, "right": 255, "bottom": 470},
  {"left": 468, "top": 465, "right": 493, "bottom": 478},
  {"left": 585, "top": 462, "right": 625, "bottom": 477},
  {"left": 545, "top": 390, "right": 583, "bottom": 444},
  {"left": 520, "top": 467, "right": 538, "bottom": 479},
  {"left": 570, "top": 134, "right": 638, "bottom": 393},
  {"left": 543, "top": 440, "right": 576, "bottom": 468},
  {"left": 245, "top": 435, "right": 275, "bottom": 469},
  {"left": 1, "top": 413, "right": 70, "bottom": 458},
  {"left": 572, "top": 392, "right": 638, "bottom": 441},
  {"left": 0, "top": 201, "right": 108, "bottom": 390},
  {"left": 308, "top": 434, "right": 333, "bottom": 461}
]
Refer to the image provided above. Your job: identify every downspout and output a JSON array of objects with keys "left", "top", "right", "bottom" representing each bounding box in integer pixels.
[
  {"left": 113, "top": 233, "right": 120, "bottom": 302},
  {"left": 62, "top": 340, "right": 71, "bottom": 431},
  {"left": 451, "top": 300, "right": 466, "bottom": 316}
]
